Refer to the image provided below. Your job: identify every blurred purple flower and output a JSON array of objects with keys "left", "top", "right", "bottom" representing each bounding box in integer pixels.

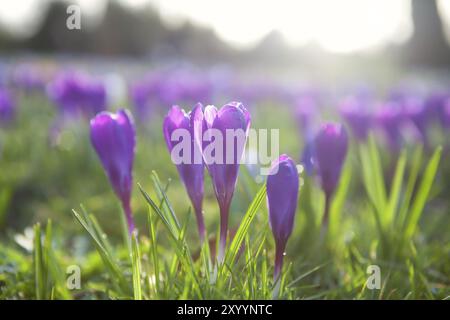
[
  {"left": 266, "top": 155, "right": 299, "bottom": 281},
  {"left": 130, "top": 71, "right": 213, "bottom": 120},
  {"left": 48, "top": 71, "right": 107, "bottom": 118},
  {"left": 90, "top": 109, "right": 136, "bottom": 235},
  {"left": 295, "top": 96, "right": 316, "bottom": 135},
  {"left": 402, "top": 97, "right": 428, "bottom": 145},
  {"left": 163, "top": 104, "right": 206, "bottom": 241},
  {"left": 423, "top": 92, "right": 450, "bottom": 129},
  {"left": 0, "top": 88, "right": 16, "bottom": 124},
  {"left": 301, "top": 139, "right": 316, "bottom": 175},
  {"left": 295, "top": 96, "right": 318, "bottom": 175},
  {"left": 11, "top": 64, "right": 46, "bottom": 93},
  {"left": 196, "top": 101, "right": 251, "bottom": 261},
  {"left": 444, "top": 100, "right": 450, "bottom": 129},
  {"left": 339, "top": 96, "right": 373, "bottom": 141},
  {"left": 315, "top": 123, "right": 348, "bottom": 225},
  {"left": 375, "top": 102, "right": 404, "bottom": 151}
]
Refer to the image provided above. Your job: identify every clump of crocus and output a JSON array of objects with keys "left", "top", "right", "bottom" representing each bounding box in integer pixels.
[
  {"left": 339, "top": 96, "right": 373, "bottom": 142},
  {"left": 90, "top": 109, "right": 136, "bottom": 235},
  {"left": 163, "top": 104, "right": 206, "bottom": 242},
  {"left": 196, "top": 102, "right": 251, "bottom": 262},
  {"left": 266, "top": 155, "right": 299, "bottom": 282},
  {"left": 315, "top": 123, "right": 348, "bottom": 226},
  {"left": 0, "top": 88, "right": 16, "bottom": 124}
]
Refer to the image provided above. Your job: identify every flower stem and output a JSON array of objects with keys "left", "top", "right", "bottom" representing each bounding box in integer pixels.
[
  {"left": 194, "top": 204, "right": 206, "bottom": 244},
  {"left": 218, "top": 203, "right": 230, "bottom": 263},
  {"left": 322, "top": 192, "right": 331, "bottom": 228},
  {"left": 123, "top": 201, "right": 135, "bottom": 236},
  {"left": 273, "top": 242, "right": 285, "bottom": 283},
  {"left": 272, "top": 242, "right": 285, "bottom": 299}
]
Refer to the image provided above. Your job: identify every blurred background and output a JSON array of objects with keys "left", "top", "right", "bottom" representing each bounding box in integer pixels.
[{"left": 0, "top": 0, "right": 449, "bottom": 78}]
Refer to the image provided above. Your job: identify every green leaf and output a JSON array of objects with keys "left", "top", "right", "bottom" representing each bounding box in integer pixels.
[
  {"left": 384, "top": 149, "right": 407, "bottom": 229},
  {"left": 368, "top": 134, "right": 387, "bottom": 207},
  {"left": 396, "top": 144, "right": 423, "bottom": 228},
  {"left": 329, "top": 161, "right": 352, "bottom": 238},
  {"left": 403, "top": 146, "right": 442, "bottom": 240}
]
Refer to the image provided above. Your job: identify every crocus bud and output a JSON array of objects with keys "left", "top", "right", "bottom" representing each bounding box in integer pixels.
[
  {"left": 196, "top": 101, "right": 251, "bottom": 261},
  {"left": 90, "top": 109, "right": 136, "bottom": 235},
  {"left": 267, "top": 155, "right": 299, "bottom": 281},
  {"left": 315, "top": 123, "right": 348, "bottom": 225},
  {"left": 163, "top": 104, "right": 205, "bottom": 242},
  {"left": 0, "top": 89, "right": 16, "bottom": 124}
]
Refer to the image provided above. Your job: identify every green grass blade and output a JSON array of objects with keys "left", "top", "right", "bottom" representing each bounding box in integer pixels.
[
  {"left": 368, "top": 134, "right": 387, "bottom": 207},
  {"left": 138, "top": 184, "right": 203, "bottom": 298},
  {"left": 403, "top": 146, "right": 442, "bottom": 240},
  {"left": 147, "top": 205, "right": 160, "bottom": 297},
  {"left": 385, "top": 149, "right": 406, "bottom": 229},
  {"left": 139, "top": 183, "right": 179, "bottom": 239},
  {"left": 224, "top": 183, "right": 266, "bottom": 271},
  {"left": 131, "top": 232, "right": 142, "bottom": 300},
  {"left": 329, "top": 161, "right": 352, "bottom": 238},
  {"left": 151, "top": 171, "right": 180, "bottom": 230},
  {"left": 72, "top": 209, "right": 130, "bottom": 295},
  {"left": 397, "top": 144, "right": 423, "bottom": 228},
  {"left": 33, "top": 223, "right": 45, "bottom": 300}
]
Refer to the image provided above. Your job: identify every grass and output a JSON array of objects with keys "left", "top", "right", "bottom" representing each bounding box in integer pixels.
[{"left": 0, "top": 93, "right": 449, "bottom": 300}]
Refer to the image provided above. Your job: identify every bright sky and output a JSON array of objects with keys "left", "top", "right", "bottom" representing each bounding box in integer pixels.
[{"left": 0, "top": 0, "right": 449, "bottom": 54}]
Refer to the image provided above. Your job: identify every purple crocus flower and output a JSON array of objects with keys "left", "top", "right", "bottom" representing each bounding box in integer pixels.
[
  {"left": 315, "top": 123, "right": 348, "bottom": 226},
  {"left": 90, "top": 109, "right": 136, "bottom": 235},
  {"left": 163, "top": 104, "right": 205, "bottom": 242},
  {"left": 266, "top": 155, "right": 299, "bottom": 281},
  {"left": 0, "top": 88, "right": 16, "bottom": 124},
  {"left": 339, "top": 96, "right": 373, "bottom": 141},
  {"left": 196, "top": 102, "right": 251, "bottom": 261}
]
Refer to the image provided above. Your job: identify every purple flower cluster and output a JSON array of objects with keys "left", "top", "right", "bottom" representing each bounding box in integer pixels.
[
  {"left": 130, "top": 71, "right": 212, "bottom": 120},
  {"left": 163, "top": 102, "right": 250, "bottom": 261}
]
